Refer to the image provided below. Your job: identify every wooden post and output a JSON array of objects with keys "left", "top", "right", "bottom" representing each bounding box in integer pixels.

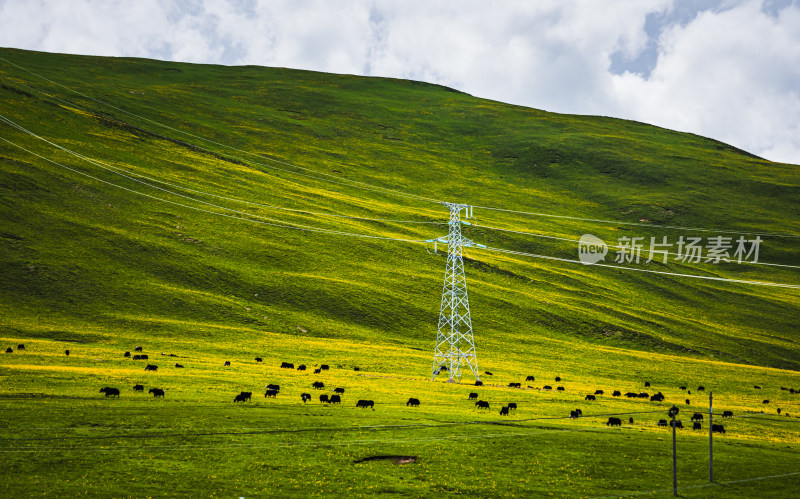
[
  {"left": 669, "top": 405, "right": 679, "bottom": 496},
  {"left": 709, "top": 391, "right": 714, "bottom": 482}
]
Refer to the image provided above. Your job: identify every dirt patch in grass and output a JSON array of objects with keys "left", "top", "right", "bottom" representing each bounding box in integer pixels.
[{"left": 354, "top": 455, "right": 417, "bottom": 465}]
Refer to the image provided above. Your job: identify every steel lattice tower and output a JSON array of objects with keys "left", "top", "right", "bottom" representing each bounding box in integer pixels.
[{"left": 429, "top": 203, "right": 483, "bottom": 382}]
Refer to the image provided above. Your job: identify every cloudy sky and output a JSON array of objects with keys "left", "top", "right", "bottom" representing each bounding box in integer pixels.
[{"left": 1, "top": 0, "right": 799, "bottom": 164}]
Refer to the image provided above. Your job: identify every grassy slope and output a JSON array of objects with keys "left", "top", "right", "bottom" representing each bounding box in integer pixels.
[{"left": 1, "top": 48, "right": 799, "bottom": 497}]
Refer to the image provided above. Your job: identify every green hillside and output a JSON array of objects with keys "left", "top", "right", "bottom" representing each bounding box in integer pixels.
[{"left": 1, "top": 48, "right": 799, "bottom": 497}]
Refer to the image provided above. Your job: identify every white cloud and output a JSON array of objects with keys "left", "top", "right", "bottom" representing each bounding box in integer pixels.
[
  {"left": 0, "top": 0, "right": 798, "bottom": 164},
  {"left": 610, "top": 1, "right": 800, "bottom": 163}
]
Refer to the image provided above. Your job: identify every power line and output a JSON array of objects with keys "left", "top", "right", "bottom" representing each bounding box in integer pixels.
[
  {"left": 589, "top": 470, "right": 800, "bottom": 499},
  {"left": 472, "top": 204, "right": 800, "bottom": 239},
  {"left": 0, "top": 121, "right": 421, "bottom": 237},
  {"left": 3, "top": 120, "right": 798, "bottom": 290},
  {"left": 0, "top": 59, "right": 444, "bottom": 205},
  {"left": 481, "top": 246, "right": 800, "bottom": 290},
  {"left": 733, "top": 414, "right": 800, "bottom": 424},
  {"left": 0, "top": 113, "right": 442, "bottom": 226},
  {"left": 471, "top": 222, "right": 800, "bottom": 270},
  {"left": 0, "top": 425, "right": 628, "bottom": 454},
  {"left": 0, "top": 408, "right": 668, "bottom": 443},
  {"left": 0, "top": 116, "right": 440, "bottom": 240},
  {"left": 0, "top": 72, "right": 445, "bottom": 217},
  {"left": 0, "top": 134, "right": 429, "bottom": 245},
  {"left": 4, "top": 409, "right": 793, "bottom": 454},
  {"left": 5, "top": 112, "right": 797, "bottom": 289},
  {"left": 3, "top": 60, "right": 797, "bottom": 241}
]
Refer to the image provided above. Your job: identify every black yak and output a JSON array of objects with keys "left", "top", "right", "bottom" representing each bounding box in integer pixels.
[{"left": 99, "top": 387, "right": 120, "bottom": 397}]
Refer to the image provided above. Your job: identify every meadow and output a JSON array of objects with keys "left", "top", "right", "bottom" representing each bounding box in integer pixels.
[{"left": 1, "top": 47, "right": 799, "bottom": 496}]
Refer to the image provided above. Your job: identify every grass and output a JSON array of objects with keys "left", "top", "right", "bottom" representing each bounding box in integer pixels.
[
  {"left": 0, "top": 47, "right": 799, "bottom": 496},
  {"left": 2, "top": 338, "right": 800, "bottom": 497}
]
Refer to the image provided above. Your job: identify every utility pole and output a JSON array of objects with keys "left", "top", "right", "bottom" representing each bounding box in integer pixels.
[{"left": 429, "top": 202, "right": 484, "bottom": 382}]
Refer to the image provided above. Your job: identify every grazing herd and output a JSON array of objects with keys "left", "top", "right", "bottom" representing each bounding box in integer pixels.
[
  {"left": 93, "top": 348, "right": 379, "bottom": 408},
  {"left": 6, "top": 343, "right": 789, "bottom": 434},
  {"left": 478, "top": 376, "right": 800, "bottom": 434},
  {"left": 101, "top": 385, "right": 163, "bottom": 397}
]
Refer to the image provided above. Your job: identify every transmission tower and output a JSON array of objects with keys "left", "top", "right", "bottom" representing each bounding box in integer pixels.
[{"left": 428, "top": 203, "right": 484, "bottom": 382}]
